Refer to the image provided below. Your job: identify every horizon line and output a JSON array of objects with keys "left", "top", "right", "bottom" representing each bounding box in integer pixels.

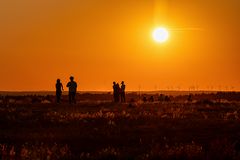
[{"left": 0, "top": 90, "right": 239, "bottom": 93}]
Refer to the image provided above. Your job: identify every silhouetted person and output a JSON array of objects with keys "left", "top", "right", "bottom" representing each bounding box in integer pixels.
[
  {"left": 113, "top": 82, "right": 120, "bottom": 102},
  {"left": 56, "top": 79, "right": 63, "bottom": 103},
  {"left": 66, "top": 76, "right": 77, "bottom": 104},
  {"left": 120, "top": 81, "right": 126, "bottom": 103},
  {"left": 116, "top": 83, "right": 120, "bottom": 102},
  {"left": 113, "top": 82, "right": 117, "bottom": 102}
]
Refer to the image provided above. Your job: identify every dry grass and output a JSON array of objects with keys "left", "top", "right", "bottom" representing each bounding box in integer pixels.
[{"left": 0, "top": 96, "right": 240, "bottom": 159}]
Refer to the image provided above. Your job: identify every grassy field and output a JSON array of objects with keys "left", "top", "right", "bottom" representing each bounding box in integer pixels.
[{"left": 1, "top": 93, "right": 240, "bottom": 159}]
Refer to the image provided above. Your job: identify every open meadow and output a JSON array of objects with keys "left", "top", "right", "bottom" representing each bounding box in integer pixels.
[{"left": 1, "top": 92, "right": 240, "bottom": 159}]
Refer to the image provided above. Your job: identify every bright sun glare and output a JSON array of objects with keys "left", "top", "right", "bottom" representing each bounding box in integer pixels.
[{"left": 152, "top": 27, "right": 169, "bottom": 43}]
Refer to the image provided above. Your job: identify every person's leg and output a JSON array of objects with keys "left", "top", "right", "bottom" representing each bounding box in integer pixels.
[
  {"left": 72, "top": 92, "right": 76, "bottom": 104},
  {"left": 57, "top": 94, "right": 60, "bottom": 103},
  {"left": 56, "top": 92, "right": 60, "bottom": 103},
  {"left": 116, "top": 93, "right": 119, "bottom": 102},
  {"left": 69, "top": 93, "right": 72, "bottom": 104},
  {"left": 59, "top": 93, "right": 62, "bottom": 103},
  {"left": 121, "top": 93, "right": 123, "bottom": 102},
  {"left": 114, "top": 93, "right": 116, "bottom": 102}
]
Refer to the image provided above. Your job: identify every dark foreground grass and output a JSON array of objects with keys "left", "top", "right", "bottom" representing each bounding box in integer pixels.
[{"left": 1, "top": 102, "right": 240, "bottom": 159}]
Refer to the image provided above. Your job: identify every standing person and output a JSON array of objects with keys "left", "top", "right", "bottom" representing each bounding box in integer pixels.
[
  {"left": 116, "top": 83, "right": 120, "bottom": 102},
  {"left": 56, "top": 79, "right": 64, "bottom": 103},
  {"left": 113, "top": 81, "right": 117, "bottom": 102},
  {"left": 66, "top": 76, "right": 77, "bottom": 104},
  {"left": 120, "top": 81, "right": 126, "bottom": 103}
]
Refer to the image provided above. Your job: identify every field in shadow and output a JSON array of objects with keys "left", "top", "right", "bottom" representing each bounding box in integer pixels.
[{"left": 1, "top": 92, "right": 240, "bottom": 159}]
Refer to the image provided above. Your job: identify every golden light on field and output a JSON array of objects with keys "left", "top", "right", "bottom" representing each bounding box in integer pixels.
[{"left": 152, "top": 27, "right": 169, "bottom": 43}]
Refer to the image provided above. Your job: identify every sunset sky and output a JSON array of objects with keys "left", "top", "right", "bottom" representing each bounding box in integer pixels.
[{"left": 0, "top": 0, "right": 240, "bottom": 91}]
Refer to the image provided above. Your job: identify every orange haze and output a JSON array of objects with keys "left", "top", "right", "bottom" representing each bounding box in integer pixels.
[{"left": 0, "top": 0, "right": 240, "bottom": 91}]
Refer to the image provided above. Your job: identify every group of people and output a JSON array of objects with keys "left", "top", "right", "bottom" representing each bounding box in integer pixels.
[
  {"left": 113, "top": 81, "right": 126, "bottom": 103},
  {"left": 55, "top": 77, "right": 126, "bottom": 104},
  {"left": 56, "top": 76, "right": 77, "bottom": 104}
]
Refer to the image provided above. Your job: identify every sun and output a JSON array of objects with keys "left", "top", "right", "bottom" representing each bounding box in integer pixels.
[{"left": 152, "top": 27, "right": 169, "bottom": 43}]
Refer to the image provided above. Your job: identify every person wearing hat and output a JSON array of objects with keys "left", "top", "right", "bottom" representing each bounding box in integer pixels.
[
  {"left": 120, "top": 81, "right": 126, "bottom": 103},
  {"left": 66, "top": 76, "right": 77, "bottom": 104}
]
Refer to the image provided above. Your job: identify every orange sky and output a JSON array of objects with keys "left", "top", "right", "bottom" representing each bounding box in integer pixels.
[{"left": 0, "top": 0, "right": 240, "bottom": 91}]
